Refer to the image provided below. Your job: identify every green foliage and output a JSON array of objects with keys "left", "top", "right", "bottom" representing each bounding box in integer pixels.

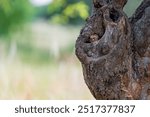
[
  {"left": 48, "top": 0, "right": 142, "bottom": 24},
  {"left": 0, "top": 0, "right": 34, "bottom": 36},
  {"left": 18, "top": 42, "right": 54, "bottom": 65},
  {"left": 48, "top": 0, "right": 89, "bottom": 24}
]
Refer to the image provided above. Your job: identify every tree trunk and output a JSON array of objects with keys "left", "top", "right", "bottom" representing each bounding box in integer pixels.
[{"left": 75, "top": 0, "right": 150, "bottom": 99}]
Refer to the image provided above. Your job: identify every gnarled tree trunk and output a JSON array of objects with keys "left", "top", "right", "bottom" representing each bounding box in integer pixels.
[{"left": 75, "top": 0, "right": 150, "bottom": 99}]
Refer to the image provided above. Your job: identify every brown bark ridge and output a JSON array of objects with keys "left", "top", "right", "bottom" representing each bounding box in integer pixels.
[{"left": 75, "top": 0, "right": 150, "bottom": 99}]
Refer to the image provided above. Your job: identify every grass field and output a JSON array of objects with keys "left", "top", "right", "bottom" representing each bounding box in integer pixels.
[{"left": 0, "top": 21, "right": 93, "bottom": 100}]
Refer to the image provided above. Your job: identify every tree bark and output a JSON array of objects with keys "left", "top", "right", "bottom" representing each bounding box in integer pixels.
[{"left": 75, "top": 0, "right": 150, "bottom": 99}]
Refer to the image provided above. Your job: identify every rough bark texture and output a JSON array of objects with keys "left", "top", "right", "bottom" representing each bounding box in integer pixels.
[{"left": 75, "top": 0, "right": 150, "bottom": 99}]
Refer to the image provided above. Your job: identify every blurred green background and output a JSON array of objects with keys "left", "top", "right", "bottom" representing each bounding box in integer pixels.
[{"left": 0, "top": 0, "right": 142, "bottom": 99}]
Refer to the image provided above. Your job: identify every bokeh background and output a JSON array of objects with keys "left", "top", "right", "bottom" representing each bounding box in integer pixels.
[{"left": 0, "top": 0, "right": 142, "bottom": 99}]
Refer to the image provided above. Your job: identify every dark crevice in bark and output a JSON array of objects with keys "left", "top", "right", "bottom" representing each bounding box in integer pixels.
[
  {"left": 109, "top": 8, "right": 121, "bottom": 22},
  {"left": 76, "top": 0, "right": 150, "bottom": 99}
]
